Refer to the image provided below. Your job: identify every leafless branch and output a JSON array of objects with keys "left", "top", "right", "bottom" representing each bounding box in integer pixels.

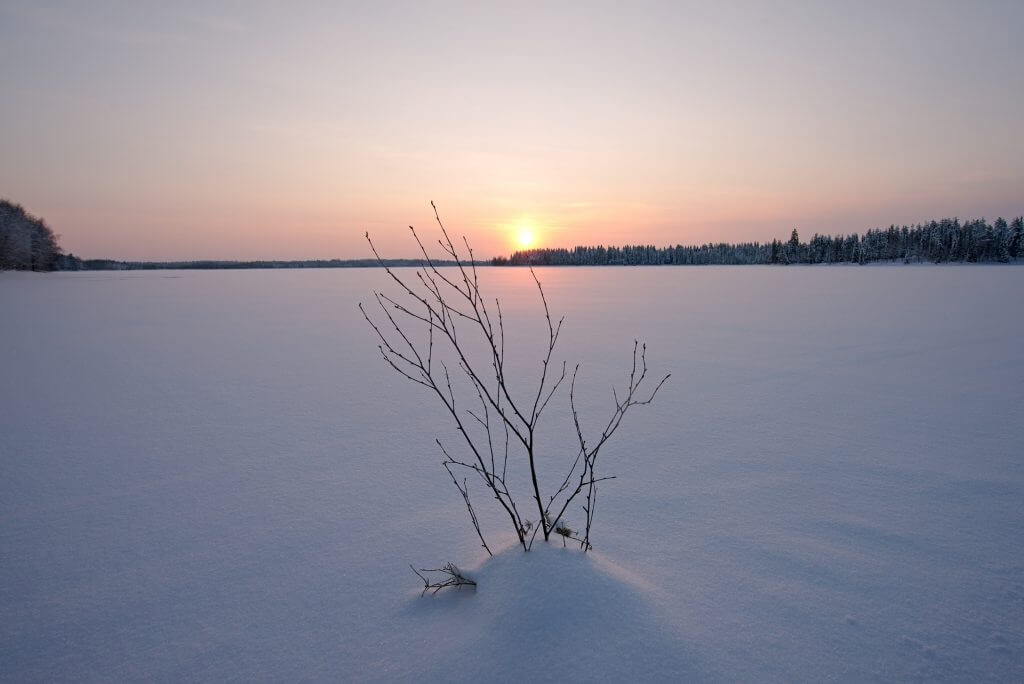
[
  {"left": 443, "top": 460, "right": 492, "bottom": 557},
  {"left": 361, "top": 203, "right": 669, "bottom": 556},
  {"left": 410, "top": 563, "right": 477, "bottom": 596}
]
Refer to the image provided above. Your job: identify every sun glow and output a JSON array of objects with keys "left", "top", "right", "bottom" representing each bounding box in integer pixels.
[
  {"left": 516, "top": 228, "right": 536, "bottom": 249},
  {"left": 512, "top": 219, "right": 539, "bottom": 250}
]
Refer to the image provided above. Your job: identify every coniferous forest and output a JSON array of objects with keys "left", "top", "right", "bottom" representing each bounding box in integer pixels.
[
  {"left": 498, "top": 217, "right": 1024, "bottom": 266},
  {"left": 0, "top": 200, "right": 65, "bottom": 271},
  {"left": 1, "top": 198, "right": 1021, "bottom": 271}
]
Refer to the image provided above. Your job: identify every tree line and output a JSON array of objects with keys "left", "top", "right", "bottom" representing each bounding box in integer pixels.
[
  {"left": 496, "top": 216, "right": 1024, "bottom": 266},
  {"left": 0, "top": 200, "right": 64, "bottom": 271},
  {"left": 55, "top": 257, "right": 457, "bottom": 270},
  {"left": 0, "top": 198, "right": 459, "bottom": 271},
  {"left": 3, "top": 198, "right": 1022, "bottom": 272}
]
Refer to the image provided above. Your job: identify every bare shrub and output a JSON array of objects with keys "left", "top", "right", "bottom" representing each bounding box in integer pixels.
[{"left": 361, "top": 203, "right": 668, "bottom": 555}]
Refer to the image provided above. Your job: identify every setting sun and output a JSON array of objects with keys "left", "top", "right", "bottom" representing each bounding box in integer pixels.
[
  {"left": 512, "top": 219, "right": 540, "bottom": 250},
  {"left": 516, "top": 228, "right": 536, "bottom": 249}
]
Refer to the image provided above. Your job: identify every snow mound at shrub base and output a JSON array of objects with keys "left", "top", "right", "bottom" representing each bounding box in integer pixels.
[{"left": 384, "top": 542, "right": 708, "bottom": 682}]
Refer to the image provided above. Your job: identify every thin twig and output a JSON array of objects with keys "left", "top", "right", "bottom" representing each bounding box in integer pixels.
[
  {"left": 410, "top": 562, "right": 477, "bottom": 596},
  {"left": 361, "top": 204, "right": 668, "bottom": 554}
]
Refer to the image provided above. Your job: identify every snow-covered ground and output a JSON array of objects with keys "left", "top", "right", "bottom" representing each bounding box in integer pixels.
[{"left": 1, "top": 265, "right": 1022, "bottom": 682}]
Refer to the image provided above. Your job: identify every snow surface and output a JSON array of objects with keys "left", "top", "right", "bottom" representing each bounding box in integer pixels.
[
  {"left": 1, "top": 265, "right": 1022, "bottom": 682},
  {"left": 396, "top": 541, "right": 702, "bottom": 682}
]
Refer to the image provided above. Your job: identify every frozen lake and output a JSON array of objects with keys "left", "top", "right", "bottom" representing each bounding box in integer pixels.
[{"left": 2, "top": 265, "right": 1022, "bottom": 681}]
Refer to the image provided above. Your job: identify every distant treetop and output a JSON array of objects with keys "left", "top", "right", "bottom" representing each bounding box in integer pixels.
[
  {"left": 497, "top": 216, "right": 1024, "bottom": 266},
  {"left": 0, "top": 200, "right": 63, "bottom": 271}
]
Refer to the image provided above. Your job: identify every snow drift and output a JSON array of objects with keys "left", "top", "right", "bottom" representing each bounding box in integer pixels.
[{"left": 382, "top": 541, "right": 707, "bottom": 682}]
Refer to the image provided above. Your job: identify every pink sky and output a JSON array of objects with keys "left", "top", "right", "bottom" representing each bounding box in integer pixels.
[{"left": 1, "top": 2, "right": 1021, "bottom": 260}]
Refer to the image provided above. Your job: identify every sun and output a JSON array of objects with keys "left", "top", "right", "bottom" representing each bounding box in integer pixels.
[
  {"left": 516, "top": 227, "right": 536, "bottom": 249},
  {"left": 512, "top": 218, "right": 539, "bottom": 250}
]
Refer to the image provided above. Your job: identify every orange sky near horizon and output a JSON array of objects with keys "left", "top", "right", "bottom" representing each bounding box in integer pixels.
[{"left": 1, "top": 2, "right": 1022, "bottom": 261}]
